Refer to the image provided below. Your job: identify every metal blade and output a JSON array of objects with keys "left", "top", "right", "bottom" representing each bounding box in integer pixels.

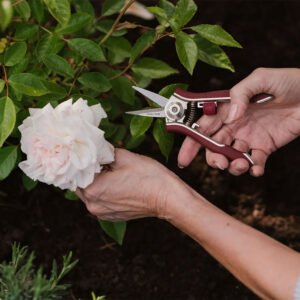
[
  {"left": 126, "top": 107, "right": 166, "bottom": 118},
  {"left": 132, "top": 86, "right": 168, "bottom": 107}
]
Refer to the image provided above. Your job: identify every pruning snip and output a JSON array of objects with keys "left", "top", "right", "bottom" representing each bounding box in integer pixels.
[{"left": 127, "top": 86, "right": 273, "bottom": 166}]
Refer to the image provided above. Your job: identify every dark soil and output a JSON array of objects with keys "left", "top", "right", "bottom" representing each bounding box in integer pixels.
[{"left": 1, "top": 1, "right": 300, "bottom": 299}]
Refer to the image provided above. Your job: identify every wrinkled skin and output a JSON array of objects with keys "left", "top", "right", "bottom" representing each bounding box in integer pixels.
[
  {"left": 77, "top": 149, "right": 188, "bottom": 221},
  {"left": 178, "top": 68, "right": 300, "bottom": 176}
]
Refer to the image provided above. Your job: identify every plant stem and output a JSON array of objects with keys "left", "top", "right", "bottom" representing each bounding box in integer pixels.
[
  {"left": 12, "top": 0, "right": 25, "bottom": 7},
  {"left": 99, "top": 0, "right": 136, "bottom": 46},
  {"left": 1, "top": 64, "right": 9, "bottom": 97}
]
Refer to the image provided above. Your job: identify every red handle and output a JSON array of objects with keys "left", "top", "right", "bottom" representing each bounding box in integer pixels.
[
  {"left": 166, "top": 123, "right": 254, "bottom": 165},
  {"left": 174, "top": 88, "right": 273, "bottom": 104}
]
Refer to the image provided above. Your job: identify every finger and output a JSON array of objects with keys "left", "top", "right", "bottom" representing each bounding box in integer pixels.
[
  {"left": 227, "top": 139, "right": 251, "bottom": 175},
  {"left": 249, "top": 149, "right": 268, "bottom": 177},
  {"left": 205, "top": 128, "right": 233, "bottom": 169},
  {"left": 227, "top": 68, "right": 272, "bottom": 123},
  {"left": 178, "top": 115, "right": 222, "bottom": 167}
]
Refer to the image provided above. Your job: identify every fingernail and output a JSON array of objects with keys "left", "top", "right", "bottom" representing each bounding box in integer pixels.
[
  {"left": 227, "top": 104, "right": 238, "bottom": 123},
  {"left": 178, "top": 164, "right": 185, "bottom": 169},
  {"left": 216, "top": 163, "right": 225, "bottom": 170}
]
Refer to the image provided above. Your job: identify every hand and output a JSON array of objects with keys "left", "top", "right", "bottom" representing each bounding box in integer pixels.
[
  {"left": 178, "top": 68, "right": 300, "bottom": 176},
  {"left": 76, "top": 148, "right": 187, "bottom": 221}
]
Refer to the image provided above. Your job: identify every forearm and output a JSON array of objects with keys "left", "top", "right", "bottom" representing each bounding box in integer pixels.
[{"left": 164, "top": 184, "right": 300, "bottom": 299}]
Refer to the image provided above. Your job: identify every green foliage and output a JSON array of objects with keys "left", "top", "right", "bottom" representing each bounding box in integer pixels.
[
  {"left": 0, "top": 243, "right": 77, "bottom": 300},
  {"left": 0, "top": 0, "right": 241, "bottom": 244},
  {"left": 99, "top": 220, "right": 127, "bottom": 245}
]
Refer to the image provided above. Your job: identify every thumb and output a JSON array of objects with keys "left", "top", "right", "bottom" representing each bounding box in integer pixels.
[{"left": 226, "top": 68, "right": 271, "bottom": 123}]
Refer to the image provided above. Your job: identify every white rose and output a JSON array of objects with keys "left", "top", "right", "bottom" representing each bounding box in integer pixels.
[{"left": 19, "top": 98, "right": 115, "bottom": 191}]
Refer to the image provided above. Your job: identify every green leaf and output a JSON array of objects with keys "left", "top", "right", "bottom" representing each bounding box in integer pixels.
[
  {"left": 9, "top": 73, "right": 50, "bottom": 96},
  {"left": 55, "top": 13, "right": 92, "bottom": 35},
  {"left": 194, "top": 35, "right": 234, "bottom": 72},
  {"left": 103, "top": 37, "right": 131, "bottom": 58},
  {"left": 173, "top": 0, "right": 197, "bottom": 29},
  {"left": 148, "top": 6, "right": 169, "bottom": 26},
  {"left": 125, "top": 134, "right": 145, "bottom": 150},
  {"left": 43, "top": 54, "right": 74, "bottom": 78},
  {"left": 68, "top": 38, "right": 106, "bottom": 62},
  {"left": 130, "top": 115, "right": 153, "bottom": 137},
  {"left": 132, "top": 57, "right": 178, "bottom": 79},
  {"left": 14, "top": 0, "right": 31, "bottom": 21},
  {"left": 29, "top": 0, "right": 44, "bottom": 23},
  {"left": 96, "top": 19, "right": 127, "bottom": 37},
  {"left": 36, "top": 34, "right": 64, "bottom": 61},
  {"left": 43, "top": 0, "right": 70, "bottom": 25},
  {"left": 64, "top": 190, "right": 79, "bottom": 201},
  {"left": 73, "top": 0, "right": 95, "bottom": 17},
  {"left": 192, "top": 24, "right": 242, "bottom": 48},
  {"left": 99, "top": 220, "right": 127, "bottom": 245},
  {"left": 22, "top": 174, "right": 38, "bottom": 191},
  {"left": 0, "top": 146, "right": 17, "bottom": 180},
  {"left": 101, "top": 0, "right": 125, "bottom": 17},
  {"left": 0, "top": 79, "right": 5, "bottom": 93},
  {"left": 130, "top": 30, "right": 156, "bottom": 63},
  {"left": 153, "top": 119, "right": 174, "bottom": 160},
  {"left": 111, "top": 76, "right": 135, "bottom": 105},
  {"left": 4, "top": 42, "right": 27, "bottom": 67},
  {"left": 175, "top": 31, "right": 198, "bottom": 75},
  {"left": 159, "top": 83, "right": 188, "bottom": 98},
  {"left": 0, "top": 0, "right": 13, "bottom": 31},
  {"left": 159, "top": 0, "right": 175, "bottom": 17},
  {"left": 15, "top": 23, "right": 39, "bottom": 40},
  {"left": 0, "top": 97, "right": 16, "bottom": 147},
  {"left": 78, "top": 72, "right": 111, "bottom": 93}
]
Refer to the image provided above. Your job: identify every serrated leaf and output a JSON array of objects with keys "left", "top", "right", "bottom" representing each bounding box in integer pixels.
[
  {"left": 159, "top": 83, "right": 188, "bottom": 98},
  {"left": 195, "top": 35, "right": 234, "bottom": 72},
  {"left": 36, "top": 34, "right": 64, "bottom": 61},
  {"left": 0, "top": 79, "right": 5, "bottom": 93},
  {"left": 43, "top": 54, "right": 74, "bottom": 78},
  {"left": 111, "top": 76, "right": 135, "bottom": 105},
  {"left": 130, "top": 115, "right": 153, "bottom": 137},
  {"left": 173, "top": 0, "right": 197, "bottom": 29},
  {"left": 153, "top": 119, "right": 174, "bottom": 160},
  {"left": 99, "top": 220, "right": 126, "bottom": 245},
  {"left": 29, "top": 0, "right": 44, "bottom": 23},
  {"left": 101, "top": 0, "right": 125, "bottom": 17},
  {"left": 192, "top": 24, "right": 242, "bottom": 48},
  {"left": 78, "top": 72, "right": 111, "bottom": 93},
  {"left": 0, "top": 0, "right": 13, "bottom": 31},
  {"left": 15, "top": 0, "right": 31, "bottom": 21},
  {"left": 55, "top": 13, "right": 92, "bottom": 35},
  {"left": 130, "top": 30, "right": 156, "bottom": 63},
  {"left": 9, "top": 73, "right": 50, "bottom": 96},
  {"left": 0, "top": 97, "right": 16, "bottom": 147},
  {"left": 175, "top": 31, "right": 197, "bottom": 75},
  {"left": 0, "top": 146, "right": 17, "bottom": 180},
  {"left": 4, "top": 42, "right": 27, "bottom": 67},
  {"left": 103, "top": 36, "right": 131, "bottom": 58},
  {"left": 22, "top": 174, "right": 37, "bottom": 191},
  {"left": 132, "top": 57, "right": 178, "bottom": 79},
  {"left": 15, "top": 23, "right": 38, "bottom": 40},
  {"left": 44, "top": 0, "right": 70, "bottom": 25},
  {"left": 68, "top": 38, "right": 106, "bottom": 62}
]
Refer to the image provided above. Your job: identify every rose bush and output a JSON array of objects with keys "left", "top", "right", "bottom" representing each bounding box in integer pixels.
[
  {"left": 0, "top": 0, "right": 241, "bottom": 244},
  {"left": 19, "top": 99, "right": 114, "bottom": 191}
]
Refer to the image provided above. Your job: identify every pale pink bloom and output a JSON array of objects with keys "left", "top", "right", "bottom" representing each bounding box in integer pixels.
[
  {"left": 125, "top": 1, "right": 154, "bottom": 20},
  {"left": 19, "top": 99, "right": 114, "bottom": 191}
]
